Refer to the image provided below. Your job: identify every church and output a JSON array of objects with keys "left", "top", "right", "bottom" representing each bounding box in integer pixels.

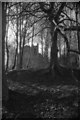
[{"left": 17, "top": 45, "right": 49, "bottom": 70}]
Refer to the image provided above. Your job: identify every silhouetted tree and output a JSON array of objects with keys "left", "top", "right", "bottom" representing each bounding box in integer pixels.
[{"left": 2, "top": 2, "right": 9, "bottom": 102}]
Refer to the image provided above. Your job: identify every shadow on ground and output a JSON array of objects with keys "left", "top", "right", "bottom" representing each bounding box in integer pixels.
[{"left": 2, "top": 69, "right": 80, "bottom": 119}]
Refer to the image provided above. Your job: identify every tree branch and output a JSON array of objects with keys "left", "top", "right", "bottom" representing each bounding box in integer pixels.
[
  {"left": 27, "top": 26, "right": 50, "bottom": 41},
  {"left": 64, "top": 26, "right": 80, "bottom": 31},
  {"left": 57, "top": 28, "right": 70, "bottom": 52},
  {"left": 61, "top": 11, "right": 80, "bottom": 25},
  {"left": 39, "top": 2, "right": 54, "bottom": 14},
  {"left": 55, "top": 3, "right": 66, "bottom": 22},
  {"left": 69, "top": 49, "right": 80, "bottom": 55}
]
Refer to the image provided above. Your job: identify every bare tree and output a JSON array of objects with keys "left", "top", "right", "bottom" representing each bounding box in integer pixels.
[{"left": 6, "top": 2, "right": 80, "bottom": 73}]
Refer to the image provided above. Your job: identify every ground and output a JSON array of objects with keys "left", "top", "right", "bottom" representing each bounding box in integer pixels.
[{"left": 2, "top": 69, "right": 80, "bottom": 119}]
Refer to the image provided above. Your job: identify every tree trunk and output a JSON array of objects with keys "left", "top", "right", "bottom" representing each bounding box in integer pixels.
[
  {"left": 20, "top": 17, "right": 27, "bottom": 69},
  {"left": 76, "top": 4, "right": 80, "bottom": 53},
  {"left": 78, "top": 32, "right": 80, "bottom": 52},
  {"left": 12, "top": 5, "right": 19, "bottom": 70},
  {"left": 19, "top": 3, "right": 23, "bottom": 69},
  {"left": 21, "top": 29, "right": 26, "bottom": 68},
  {"left": 50, "top": 24, "right": 58, "bottom": 74},
  {"left": 0, "top": 3, "right": 2, "bottom": 112},
  {"left": 41, "top": 30, "right": 44, "bottom": 56},
  {"left": 19, "top": 17, "right": 22, "bottom": 69},
  {"left": 5, "top": 40, "right": 9, "bottom": 71},
  {"left": 12, "top": 48, "right": 17, "bottom": 70},
  {"left": 2, "top": 3, "right": 8, "bottom": 102},
  {"left": 5, "top": 10, "right": 9, "bottom": 71},
  {"left": 16, "top": 5, "right": 19, "bottom": 70},
  {"left": 32, "top": 25, "right": 34, "bottom": 47},
  {"left": 45, "top": 29, "right": 49, "bottom": 58}
]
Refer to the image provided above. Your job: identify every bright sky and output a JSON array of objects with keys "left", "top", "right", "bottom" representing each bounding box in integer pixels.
[
  {"left": 7, "top": 21, "right": 16, "bottom": 47},
  {"left": 7, "top": 22, "right": 46, "bottom": 55}
]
